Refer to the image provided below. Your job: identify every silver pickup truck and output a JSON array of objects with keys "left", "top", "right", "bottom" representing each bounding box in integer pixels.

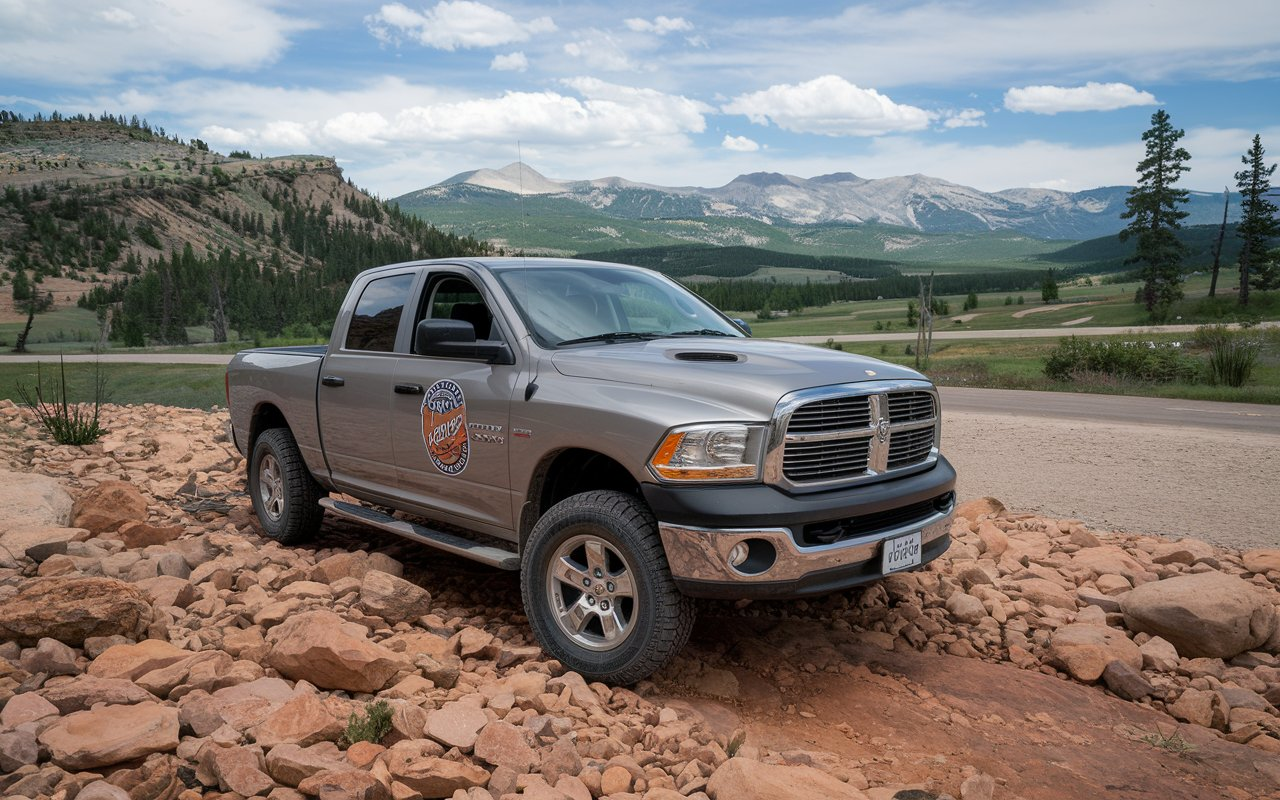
[{"left": 227, "top": 257, "right": 956, "bottom": 683}]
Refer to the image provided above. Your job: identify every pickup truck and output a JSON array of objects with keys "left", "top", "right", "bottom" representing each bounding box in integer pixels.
[{"left": 227, "top": 257, "right": 956, "bottom": 683}]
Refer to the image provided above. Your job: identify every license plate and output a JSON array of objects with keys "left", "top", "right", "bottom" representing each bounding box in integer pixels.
[{"left": 881, "top": 531, "right": 922, "bottom": 574}]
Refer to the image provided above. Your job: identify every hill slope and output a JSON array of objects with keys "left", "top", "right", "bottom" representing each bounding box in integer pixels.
[{"left": 0, "top": 114, "right": 486, "bottom": 344}]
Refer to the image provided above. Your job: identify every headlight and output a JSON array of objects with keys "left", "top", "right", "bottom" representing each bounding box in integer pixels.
[{"left": 648, "top": 423, "right": 765, "bottom": 482}]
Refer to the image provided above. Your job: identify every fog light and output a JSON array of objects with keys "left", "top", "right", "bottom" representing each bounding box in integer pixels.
[{"left": 728, "top": 541, "right": 749, "bottom": 568}]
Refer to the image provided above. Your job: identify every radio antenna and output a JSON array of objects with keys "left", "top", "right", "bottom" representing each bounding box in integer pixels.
[{"left": 517, "top": 140, "right": 528, "bottom": 260}]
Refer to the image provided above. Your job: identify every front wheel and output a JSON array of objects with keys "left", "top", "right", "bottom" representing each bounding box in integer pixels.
[
  {"left": 248, "top": 427, "right": 325, "bottom": 544},
  {"left": 521, "top": 490, "right": 695, "bottom": 684}
]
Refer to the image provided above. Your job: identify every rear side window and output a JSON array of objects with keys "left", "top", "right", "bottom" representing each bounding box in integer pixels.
[{"left": 345, "top": 273, "right": 414, "bottom": 352}]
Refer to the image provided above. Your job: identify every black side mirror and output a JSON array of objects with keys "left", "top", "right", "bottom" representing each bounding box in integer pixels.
[
  {"left": 731, "top": 318, "right": 753, "bottom": 336},
  {"left": 415, "top": 319, "right": 515, "bottom": 365}
]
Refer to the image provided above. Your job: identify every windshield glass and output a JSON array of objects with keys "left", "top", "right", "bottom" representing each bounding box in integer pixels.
[{"left": 492, "top": 264, "right": 745, "bottom": 348}]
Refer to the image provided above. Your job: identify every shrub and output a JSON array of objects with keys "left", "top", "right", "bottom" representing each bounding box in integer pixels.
[
  {"left": 1197, "top": 325, "right": 1259, "bottom": 387},
  {"left": 1044, "top": 336, "right": 1199, "bottom": 384},
  {"left": 340, "top": 700, "right": 393, "bottom": 748},
  {"left": 16, "top": 357, "right": 109, "bottom": 445}
]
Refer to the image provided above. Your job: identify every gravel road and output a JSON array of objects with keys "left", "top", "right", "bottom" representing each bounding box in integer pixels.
[{"left": 944, "top": 407, "right": 1279, "bottom": 550}]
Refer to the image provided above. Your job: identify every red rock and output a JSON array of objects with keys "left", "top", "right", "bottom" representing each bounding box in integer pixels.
[
  {"left": 267, "top": 742, "right": 348, "bottom": 786},
  {"left": 39, "top": 674, "right": 157, "bottom": 714},
  {"left": 0, "top": 576, "right": 152, "bottom": 646},
  {"left": 384, "top": 755, "right": 490, "bottom": 798},
  {"left": 954, "top": 496, "right": 1004, "bottom": 521},
  {"left": 298, "top": 769, "right": 393, "bottom": 800},
  {"left": 1121, "top": 572, "right": 1278, "bottom": 659},
  {"left": 251, "top": 692, "right": 344, "bottom": 749},
  {"left": 117, "top": 520, "right": 184, "bottom": 548},
  {"left": 601, "top": 764, "right": 632, "bottom": 795},
  {"left": 266, "top": 610, "right": 409, "bottom": 693},
  {"left": 212, "top": 745, "right": 277, "bottom": 796},
  {"left": 359, "top": 570, "right": 431, "bottom": 624},
  {"left": 474, "top": 720, "right": 538, "bottom": 773},
  {"left": 135, "top": 575, "right": 197, "bottom": 609},
  {"left": 38, "top": 702, "right": 179, "bottom": 769},
  {"left": 0, "top": 470, "right": 73, "bottom": 533},
  {"left": 1047, "top": 623, "right": 1142, "bottom": 682},
  {"left": 706, "top": 757, "right": 869, "bottom": 800},
  {"left": 88, "top": 639, "right": 191, "bottom": 681},
  {"left": 1243, "top": 549, "right": 1280, "bottom": 574},
  {"left": 0, "top": 692, "right": 59, "bottom": 727},
  {"left": 0, "top": 526, "right": 90, "bottom": 562},
  {"left": 425, "top": 701, "right": 488, "bottom": 750},
  {"left": 72, "top": 480, "right": 148, "bottom": 534}
]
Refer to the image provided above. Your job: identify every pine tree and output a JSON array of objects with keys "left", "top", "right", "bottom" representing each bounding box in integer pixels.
[
  {"left": 1041, "top": 269, "right": 1059, "bottom": 304},
  {"left": 1119, "top": 110, "right": 1191, "bottom": 318},
  {"left": 1235, "top": 134, "right": 1279, "bottom": 303}
]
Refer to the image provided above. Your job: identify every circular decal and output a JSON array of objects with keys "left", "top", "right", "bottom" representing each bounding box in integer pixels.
[{"left": 422, "top": 379, "right": 469, "bottom": 475}]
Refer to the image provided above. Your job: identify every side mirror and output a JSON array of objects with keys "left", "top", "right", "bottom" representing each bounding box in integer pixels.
[
  {"left": 415, "top": 319, "right": 515, "bottom": 365},
  {"left": 731, "top": 318, "right": 753, "bottom": 336}
]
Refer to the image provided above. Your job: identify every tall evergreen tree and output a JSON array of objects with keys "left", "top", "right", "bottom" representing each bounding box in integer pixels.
[
  {"left": 1235, "top": 134, "right": 1279, "bottom": 304},
  {"left": 1119, "top": 110, "right": 1191, "bottom": 318}
]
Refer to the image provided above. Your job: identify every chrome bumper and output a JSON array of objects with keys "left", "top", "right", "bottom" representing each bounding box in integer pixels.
[{"left": 658, "top": 509, "right": 952, "bottom": 596}]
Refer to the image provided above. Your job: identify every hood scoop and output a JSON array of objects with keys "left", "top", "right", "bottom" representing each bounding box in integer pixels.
[{"left": 674, "top": 351, "right": 741, "bottom": 363}]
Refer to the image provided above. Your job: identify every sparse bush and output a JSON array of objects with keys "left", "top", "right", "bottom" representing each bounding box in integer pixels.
[
  {"left": 1197, "top": 325, "right": 1259, "bottom": 387},
  {"left": 16, "top": 358, "right": 109, "bottom": 445},
  {"left": 340, "top": 700, "right": 393, "bottom": 748}
]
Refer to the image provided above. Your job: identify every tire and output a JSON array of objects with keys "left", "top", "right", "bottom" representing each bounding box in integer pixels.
[
  {"left": 521, "top": 490, "right": 696, "bottom": 684},
  {"left": 248, "top": 427, "right": 325, "bottom": 544}
]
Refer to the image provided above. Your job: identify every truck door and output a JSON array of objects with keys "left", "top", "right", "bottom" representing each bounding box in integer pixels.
[
  {"left": 316, "top": 270, "right": 419, "bottom": 499},
  {"left": 391, "top": 271, "right": 521, "bottom": 534}
]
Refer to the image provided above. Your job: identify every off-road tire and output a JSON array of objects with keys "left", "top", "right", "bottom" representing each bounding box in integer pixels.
[
  {"left": 521, "top": 490, "right": 696, "bottom": 684},
  {"left": 249, "top": 427, "right": 325, "bottom": 544}
]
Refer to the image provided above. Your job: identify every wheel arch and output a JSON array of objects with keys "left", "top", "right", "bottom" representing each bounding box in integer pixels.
[{"left": 519, "top": 448, "right": 643, "bottom": 549}]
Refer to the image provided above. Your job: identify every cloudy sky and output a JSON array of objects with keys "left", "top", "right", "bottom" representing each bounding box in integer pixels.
[{"left": 2, "top": 0, "right": 1278, "bottom": 197}]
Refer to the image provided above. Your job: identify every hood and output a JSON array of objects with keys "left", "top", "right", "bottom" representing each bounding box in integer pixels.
[{"left": 550, "top": 338, "right": 928, "bottom": 420}]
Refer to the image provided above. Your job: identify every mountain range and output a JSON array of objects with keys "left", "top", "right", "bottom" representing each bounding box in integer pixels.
[{"left": 396, "top": 162, "right": 1236, "bottom": 243}]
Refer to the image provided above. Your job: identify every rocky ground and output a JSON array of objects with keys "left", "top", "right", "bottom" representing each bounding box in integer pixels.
[{"left": 0, "top": 400, "right": 1278, "bottom": 800}]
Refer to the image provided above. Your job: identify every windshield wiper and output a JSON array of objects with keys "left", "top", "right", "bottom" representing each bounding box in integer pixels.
[
  {"left": 557, "top": 331, "right": 664, "bottom": 347},
  {"left": 668, "top": 329, "right": 736, "bottom": 337}
]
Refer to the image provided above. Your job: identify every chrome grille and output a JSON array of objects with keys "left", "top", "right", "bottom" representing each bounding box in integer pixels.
[
  {"left": 782, "top": 438, "right": 871, "bottom": 482},
  {"left": 887, "top": 391, "right": 935, "bottom": 423},
  {"left": 786, "top": 396, "right": 872, "bottom": 433},
  {"left": 770, "top": 381, "right": 940, "bottom": 489},
  {"left": 887, "top": 427, "right": 935, "bottom": 469}
]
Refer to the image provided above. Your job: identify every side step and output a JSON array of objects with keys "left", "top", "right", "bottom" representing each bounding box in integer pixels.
[{"left": 319, "top": 498, "right": 520, "bottom": 571}]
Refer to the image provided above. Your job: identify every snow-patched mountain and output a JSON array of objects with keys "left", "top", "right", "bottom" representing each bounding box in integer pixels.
[{"left": 397, "top": 164, "right": 1232, "bottom": 241}]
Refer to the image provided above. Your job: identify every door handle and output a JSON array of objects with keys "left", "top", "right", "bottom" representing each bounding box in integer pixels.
[
  {"left": 321, "top": 375, "right": 345, "bottom": 387},
  {"left": 394, "top": 383, "right": 424, "bottom": 395}
]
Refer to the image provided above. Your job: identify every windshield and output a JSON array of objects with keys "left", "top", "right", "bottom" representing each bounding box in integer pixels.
[{"left": 492, "top": 264, "right": 745, "bottom": 348}]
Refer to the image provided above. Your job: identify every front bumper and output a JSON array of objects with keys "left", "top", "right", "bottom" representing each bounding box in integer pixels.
[{"left": 646, "top": 457, "right": 955, "bottom": 599}]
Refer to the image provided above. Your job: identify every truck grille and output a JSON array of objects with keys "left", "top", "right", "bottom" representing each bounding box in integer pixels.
[{"left": 769, "top": 382, "right": 940, "bottom": 489}]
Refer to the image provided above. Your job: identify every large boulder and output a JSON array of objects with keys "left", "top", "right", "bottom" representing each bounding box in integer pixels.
[
  {"left": 0, "top": 577, "right": 152, "bottom": 646},
  {"left": 72, "top": 480, "right": 149, "bottom": 535},
  {"left": 707, "top": 757, "right": 870, "bottom": 800},
  {"left": 38, "top": 702, "right": 180, "bottom": 769},
  {"left": 266, "top": 610, "right": 409, "bottom": 693},
  {"left": 0, "top": 471, "right": 73, "bottom": 534},
  {"left": 249, "top": 691, "right": 344, "bottom": 748},
  {"left": 1046, "top": 623, "right": 1143, "bottom": 682},
  {"left": 359, "top": 570, "right": 431, "bottom": 624},
  {"left": 1120, "top": 572, "right": 1278, "bottom": 659}
]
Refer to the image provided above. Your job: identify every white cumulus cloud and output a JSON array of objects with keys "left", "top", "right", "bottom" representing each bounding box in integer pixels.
[
  {"left": 722, "top": 75, "right": 932, "bottom": 137},
  {"left": 624, "top": 16, "right": 693, "bottom": 35},
  {"left": 366, "top": 1, "right": 555, "bottom": 51},
  {"left": 0, "top": 0, "right": 307, "bottom": 84},
  {"left": 942, "top": 108, "right": 986, "bottom": 129},
  {"left": 563, "top": 31, "right": 635, "bottom": 71},
  {"left": 722, "top": 135, "right": 760, "bottom": 152},
  {"left": 491, "top": 52, "right": 528, "bottom": 72},
  {"left": 1003, "top": 82, "right": 1158, "bottom": 114}
]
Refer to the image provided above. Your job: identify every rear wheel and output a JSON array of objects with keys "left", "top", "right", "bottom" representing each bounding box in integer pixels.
[
  {"left": 249, "top": 427, "right": 325, "bottom": 544},
  {"left": 521, "top": 490, "right": 695, "bottom": 684}
]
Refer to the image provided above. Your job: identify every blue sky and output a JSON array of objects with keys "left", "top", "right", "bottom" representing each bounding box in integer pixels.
[{"left": 2, "top": 0, "right": 1278, "bottom": 197}]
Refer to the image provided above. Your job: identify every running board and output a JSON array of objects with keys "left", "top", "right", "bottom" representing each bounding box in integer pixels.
[{"left": 319, "top": 498, "right": 520, "bottom": 571}]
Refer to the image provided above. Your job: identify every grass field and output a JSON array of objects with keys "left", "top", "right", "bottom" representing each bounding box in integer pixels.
[
  {"left": 838, "top": 329, "right": 1280, "bottom": 405},
  {"left": 744, "top": 274, "right": 1278, "bottom": 337},
  {"left": 0, "top": 362, "right": 227, "bottom": 410}
]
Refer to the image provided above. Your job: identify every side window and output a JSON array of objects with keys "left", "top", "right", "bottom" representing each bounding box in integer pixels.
[
  {"left": 345, "top": 273, "right": 415, "bottom": 352},
  {"left": 417, "top": 276, "right": 498, "bottom": 345}
]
